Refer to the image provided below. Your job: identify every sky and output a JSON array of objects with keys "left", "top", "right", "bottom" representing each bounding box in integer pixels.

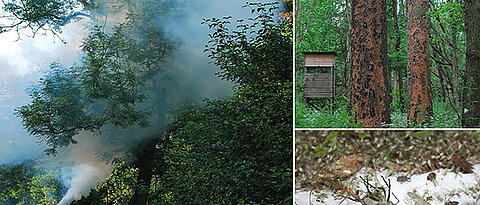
[{"left": 0, "top": 17, "right": 89, "bottom": 164}]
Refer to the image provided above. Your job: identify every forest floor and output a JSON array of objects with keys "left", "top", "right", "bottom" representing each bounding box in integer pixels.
[
  {"left": 295, "top": 130, "right": 480, "bottom": 204},
  {"left": 295, "top": 93, "right": 461, "bottom": 128}
]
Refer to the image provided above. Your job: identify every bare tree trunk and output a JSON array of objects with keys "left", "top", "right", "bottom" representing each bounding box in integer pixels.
[
  {"left": 130, "top": 138, "right": 157, "bottom": 205},
  {"left": 437, "top": 65, "right": 447, "bottom": 102},
  {"left": 295, "top": 0, "right": 301, "bottom": 46},
  {"left": 130, "top": 85, "right": 167, "bottom": 205},
  {"left": 463, "top": 0, "right": 480, "bottom": 127},
  {"left": 393, "top": 69, "right": 400, "bottom": 91},
  {"left": 392, "top": 0, "right": 400, "bottom": 95},
  {"left": 393, "top": 0, "right": 405, "bottom": 108},
  {"left": 346, "top": 0, "right": 352, "bottom": 103},
  {"left": 407, "top": 0, "right": 433, "bottom": 126},
  {"left": 451, "top": 30, "right": 459, "bottom": 109},
  {"left": 449, "top": 0, "right": 460, "bottom": 110},
  {"left": 349, "top": 0, "right": 391, "bottom": 127}
]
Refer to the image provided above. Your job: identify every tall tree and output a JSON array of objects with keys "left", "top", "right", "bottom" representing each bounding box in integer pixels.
[
  {"left": 391, "top": 0, "right": 406, "bottom": 109},
  {"left": 349, "top": 0, "right": 391, "bottom": 127},
  {"left": 429, "top": 0, "right": 464, "bottom": 116},
  {"left": 406, "top": 0, "right": 432, "bottom": 126},
  {"left": 463, "top": 0, "right": 480, "bottom": 127},
  {"left": 346, "top": 0, "right": 352, "bottom": 102},
  {"left": 16, "top": 5, "right": 176, "bottom": 204}
]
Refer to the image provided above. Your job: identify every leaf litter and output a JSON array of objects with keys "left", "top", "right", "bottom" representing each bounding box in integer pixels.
[{"left": 295, "top": 130, "right": 480, "bottom": 204}]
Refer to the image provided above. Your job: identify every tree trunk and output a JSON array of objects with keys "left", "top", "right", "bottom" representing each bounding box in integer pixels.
[
  {"left": 437, "top": 65, "right": 447, "bottom": 102},
  {"left": 295, "top": 0, "right": 301, "bottom": 45},
  {"left": 346, "top": 0, "right": 352, "bottom": 103},
  {"left": 130, "top": 138, "right": 158, "bottom": 205},
  {"left": 450, "top": 0, "right": 460, "bottom": 110},
  {"left": 349, "top": 0, "right": 391, "bottom": 127},
  {"left": 451, "top": 30, "right": 459, "bottom": 109},
  {"left": 393, "top": 0, "right": 405, "bottom": 108},
  {"left": 406, "top": 0, "right": 433, "bottom": 126},
  {"left": 130, "top": 84, "right": 167, "bottom": 204},
  {"left": 463, "top": 0, "right": 480, "bottom": 127}
]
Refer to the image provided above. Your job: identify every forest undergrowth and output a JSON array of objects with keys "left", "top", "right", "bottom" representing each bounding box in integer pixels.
[{"left": 295, "top": 94, "right": 460, "bottom": 128}]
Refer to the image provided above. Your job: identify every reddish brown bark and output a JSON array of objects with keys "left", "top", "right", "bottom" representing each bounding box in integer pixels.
[
  {"left": 463, "top": 0, "right": 480, "bottom": 127},
  {"left": 349, "top": 0, "right": 391, "bottom": 127},
  {"left": 406, "top": 0, "right": 432, "bottom": 126}
]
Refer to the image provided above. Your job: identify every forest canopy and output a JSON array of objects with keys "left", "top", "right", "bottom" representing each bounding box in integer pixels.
[{"left": 1, "top": 1, "right": 292, "bottom": 204}]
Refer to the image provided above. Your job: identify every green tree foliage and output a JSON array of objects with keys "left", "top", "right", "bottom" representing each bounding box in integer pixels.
[
  {"left": 28, "top": 174, "right": 65, "bottom": 205},
  {"left": 296, "top": 0, "right": 348, "bottom": 54},
  {"left": 16, "top": 17, "right": 174, "bottom": 155},
  {"left": 151, "top": 2, "right": 292, "bottom": 204},
  {"left": 0, "top": 0, "right": 187, "bottom": 39},
  {"left": 0, "top": 161, "right": 64, "bottom": 205},
  {"left": 428, "top": 0, "right": 465, "bottom": 117},
  {"left": 0, "top": 164, "right": 29, "bottom": 204},
  {"left": 295, "top": 0, "right": 349, "bottom": 91},
  {"left": 155, "top": 99, "right": 292, "bottom": 204},
  {"left": 72, "top": 2, "right": 292, "bottom": 204},
  {"left": 0, "top": 0, "right": 94, "bottom": 40},
  {"left": 71, "top": 162, "right": 138, "bottom": 205},
  {"left": 16, "top": 64, "right": 87, "bottom": 154}
]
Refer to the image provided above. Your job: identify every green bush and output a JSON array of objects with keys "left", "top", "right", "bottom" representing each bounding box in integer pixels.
[
  {"left": 297, "top": 94, "right": 461, "bottom": 128},
  {"left": 295, "top": 93, "right": 359, "bottom": 128}
]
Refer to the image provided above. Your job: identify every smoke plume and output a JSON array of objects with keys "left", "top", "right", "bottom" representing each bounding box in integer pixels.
[
  {"left": 56, "top": 131, "right": 114, "bottom": 205},
  {"left": 58, "top": 163, "right": 112, "bottom": 205},
  {"left": 0, "top": 0, "right": 280, "bottom": 203}
]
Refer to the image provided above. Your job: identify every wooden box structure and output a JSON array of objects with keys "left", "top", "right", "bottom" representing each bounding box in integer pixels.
[{"left": 302, "top": 52, "right": 335, "bottom": 104}]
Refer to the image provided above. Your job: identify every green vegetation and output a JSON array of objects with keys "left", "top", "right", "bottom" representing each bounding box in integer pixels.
[
  {"left": 296, "top": 97, "right": 459, "bottom": 128},
  {"left": 295, "top": 93, "right": 357, "bottom": 128},
  {"left": 73, "top": 3, "right": 292, "bottom": 204},
  {"left": 1, "top": 1, "right": 292, "bottom": 204},
  {"left": 16, "top": 10, "right": 175, "bottom": 155},
  {"left": 0, "top": 161, "right": 65, "bottom": 205}
]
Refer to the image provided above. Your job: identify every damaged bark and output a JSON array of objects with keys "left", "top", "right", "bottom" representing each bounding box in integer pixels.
[
  {"left": 349, "top": 0, "right": 391, "bottom": 127},
  {"left": 406, "top": 0, "right": 433, "bottom": 126},
  {"left": 463, "top": 0, "right": 480, "bottom": 127}
]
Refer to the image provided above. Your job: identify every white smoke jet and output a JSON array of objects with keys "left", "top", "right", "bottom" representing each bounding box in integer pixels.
[
  {"left": 56, "top": 131, "right": 114, "bottom": 205},
  {"left": 58, "top": 163, "right": 112, "bottom": 205}
]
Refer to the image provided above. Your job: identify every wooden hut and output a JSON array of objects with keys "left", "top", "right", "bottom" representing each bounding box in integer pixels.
[{"left": 302, "top": 52, "right": 335, "bottom": 105}]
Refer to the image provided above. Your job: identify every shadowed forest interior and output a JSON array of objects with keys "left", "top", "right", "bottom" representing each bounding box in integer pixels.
[{"left": 295, "top": 0, "right": 480, "bottom": 128}]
